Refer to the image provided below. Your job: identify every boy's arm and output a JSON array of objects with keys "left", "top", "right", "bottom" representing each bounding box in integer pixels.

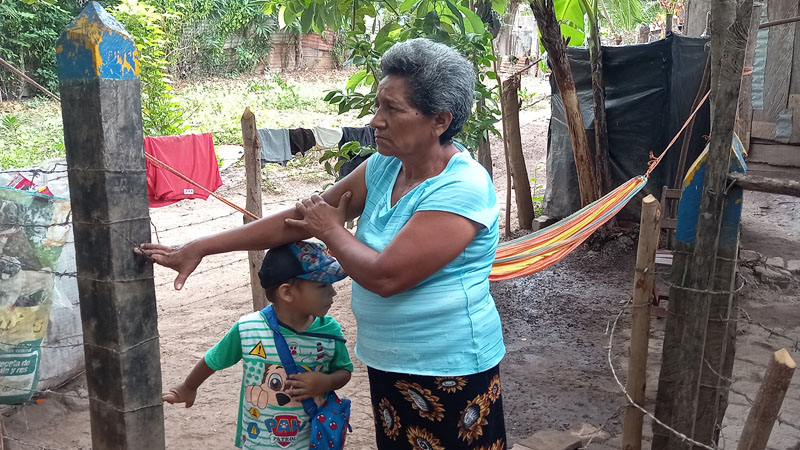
[
  {"left": 284, "top": 369, "right": 351, "bottom": 402},
  {"left": 163, "top": 359, "right": 216, "bottom": 407},
  {"left": 163, "top": 321, "right": 242, "bottom": 407}
]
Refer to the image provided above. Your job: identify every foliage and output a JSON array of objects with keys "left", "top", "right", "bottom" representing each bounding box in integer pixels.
[
  {"left": 111, "top": 0, "right": 186, "bottom": 136},
  {"left": 320, "top": 0, "right": 503, "bottom": 154},
  {"left": 319, "top": 141, "right": 376, "bottom": 181},
  {"left": 0, "top": 74, "right": 359, "bottom": 170},
  {"left": 605, "top": 0, "right": 660, "bottom": 30},
  {"left": 0, "top": 99, "right": 65, "bottom": 169},
  {"left": 177, "top": 75, "right": 353, "bottom": 145},
  {"left": 0, "top": 0, "right": 73, "bottom": 99},
  {"left": 552, "top": 0, "right": 586, "bottom": 46}
]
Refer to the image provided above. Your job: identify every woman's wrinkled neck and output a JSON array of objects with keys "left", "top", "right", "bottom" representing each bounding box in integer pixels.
[{"left": 398, "top": 142, "right": 458, "bottom": 183}]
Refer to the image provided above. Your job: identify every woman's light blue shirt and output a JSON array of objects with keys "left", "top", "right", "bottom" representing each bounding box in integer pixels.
[{"left": 351, "top": 148, "right": 505, "bottom": 376}]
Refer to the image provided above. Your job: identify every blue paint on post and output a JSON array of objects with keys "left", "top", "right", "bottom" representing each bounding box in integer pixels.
[
  {"left": 675, "top": 134, "right": 747, "bottom": 245},
  {"left": 56, "top": 2, "right": 139, "bottom": 81}
]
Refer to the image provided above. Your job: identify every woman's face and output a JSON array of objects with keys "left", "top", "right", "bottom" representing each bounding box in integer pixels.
[{"left": 369, "top": 75, "right": 444, "bottom": 156}]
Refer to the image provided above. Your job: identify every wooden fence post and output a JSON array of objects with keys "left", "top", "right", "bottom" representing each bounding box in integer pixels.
[
  {"left": 736, "top": 349, "right": 796, "bottom": 450},
  {"left": 56, "top": 3, "right": 164, "bottom": 449},
  {"left": 621, "top": 195, "right": 660, "bottom": 450},
  {"left": 660, "top": 0, "right": 753, "bottom": 447},
  {"left": 241, "top": 108, "right": 268, "bottom": 311}
]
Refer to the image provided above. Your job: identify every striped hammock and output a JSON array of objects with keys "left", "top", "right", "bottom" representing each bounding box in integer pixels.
[{"left": 490, "top": 176, "right": 648, "bottom": 281}]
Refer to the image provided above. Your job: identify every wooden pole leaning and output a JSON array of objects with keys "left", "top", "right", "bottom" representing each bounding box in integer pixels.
[
  {"left": 241, "top": 108, "right": 268, "bottom": 311},
  {"left": 621, "top": 194, "right": 661, "bottom": 450},
  {"left": 56, "top": 3, "right": 164, "bottom": 449},
  {"left": 736, "top": 349, "right": 796, "bottom": 450}
]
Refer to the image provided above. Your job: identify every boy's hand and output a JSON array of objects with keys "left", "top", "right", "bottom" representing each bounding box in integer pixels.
[
  {"left": 162, "top": 383, "right": 198, "bottom": 408},
  {"left": 285, "top": 371, "right": 331, "bottom": 401}
]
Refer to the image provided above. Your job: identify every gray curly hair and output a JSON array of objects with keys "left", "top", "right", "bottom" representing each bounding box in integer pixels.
[{"left": 379, "top": 38, "right": 475, "bottom": 144}]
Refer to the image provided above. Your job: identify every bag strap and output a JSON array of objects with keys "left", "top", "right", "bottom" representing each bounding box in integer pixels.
[{"left": 260, "top": 305, "right": 320, "bottom": 418}]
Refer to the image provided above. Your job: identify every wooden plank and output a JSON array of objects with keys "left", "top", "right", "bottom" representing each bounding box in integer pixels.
[
  {"left": 751, "top": 0, "right": 798, "bottom": 125},
  {"left": 751, "top": 120, "right": 776, "bottom": 139},
  {"left": 746, "top": 162, "right": 800, "bottom": 182},
  {"left": 729, "top": 172, "right": 800, "bottom": 196},
  {"left": 749, "top": 142, "right": 800, "bottom": 166},
  {"left": 738, "top": 3, "right": 761, "bottom": 145},
  {"left": 791, "top": 20, "right": 800, "bottom": 97},
  {"left": 792, "top": 93, "right": 800, "bottom": 143}
]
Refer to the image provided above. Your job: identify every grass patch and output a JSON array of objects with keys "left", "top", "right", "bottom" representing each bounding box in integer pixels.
[
  {"left": 0, "top": 71, "right": 365, "bottom": 170},
  {"left": 0, "top": 98, "right": 65, "bottom": 170}
]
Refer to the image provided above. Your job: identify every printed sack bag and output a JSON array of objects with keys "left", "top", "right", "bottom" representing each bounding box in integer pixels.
[{"left": 308, "top": 392, "right": 351, "bottom": 449}]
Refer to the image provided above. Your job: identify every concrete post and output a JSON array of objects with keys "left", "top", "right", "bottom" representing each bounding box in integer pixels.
[{"left": 56, "top": 3, "right": 165, "bottom": 449}]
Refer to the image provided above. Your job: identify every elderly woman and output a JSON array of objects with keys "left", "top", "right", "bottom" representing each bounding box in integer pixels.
[{"left": 141, "top": 38, "right": 506, "bottom": 449}]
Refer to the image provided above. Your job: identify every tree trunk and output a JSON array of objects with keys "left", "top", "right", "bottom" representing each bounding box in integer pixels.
[
  {"left": 530, "top": 0, "right": 602, "bottom": 206},
  {"left": 476, "top": 97, "right": 494, "bottom": 178},
  {"left": 497, "top": 0, "right": 521, "bottom": 56},
  {"left": 586, "top": 7, "right": 612, "bottom": 195},
  {"left": 501, "top": 75, "right": 535, "bottom": 228},
  {"left": 685, "top": 0, "right": 713, "bottom": 36}
]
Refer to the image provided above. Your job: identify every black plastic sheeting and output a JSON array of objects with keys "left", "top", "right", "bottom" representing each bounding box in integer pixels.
[{"left": 545, "top": 34, "right": 711, "bottom": 219}]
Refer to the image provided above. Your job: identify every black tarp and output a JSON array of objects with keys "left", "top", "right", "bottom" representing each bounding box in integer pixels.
[{"left": 545, "top": 34, "right": 711, "bottom": 219}]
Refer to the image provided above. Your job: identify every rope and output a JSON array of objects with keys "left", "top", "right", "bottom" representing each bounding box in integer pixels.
[
  {"left": 143, "top": 152, "right": 259, "bottom": 220},
  {"left": 644, "top": 90, "right": 711, "bottom": 178}
]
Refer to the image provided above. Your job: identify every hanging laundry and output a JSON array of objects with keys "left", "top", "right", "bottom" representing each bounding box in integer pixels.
[
  {"left": 312, "top": 126, "right": 344, "bottom": 149},
  {"left": 288, "top": 128, "right": 316, "bottom": 155},
  {"left": 145, "top": 133, "right": 222, "bottom": 208},
  {"left": 338, "top": 126, "right": 376, "bottom": 177},
  {"left": 257, "top": 128, "right": 291, "bottom": 165}
]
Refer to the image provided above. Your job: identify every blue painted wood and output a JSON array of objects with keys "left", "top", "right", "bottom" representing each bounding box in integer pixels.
[
  {"left": 675, "top": 134, "right": 747, "bottom": 245},
  {"left": 56, "top": 2, "right": 139, "bottom": 81}
]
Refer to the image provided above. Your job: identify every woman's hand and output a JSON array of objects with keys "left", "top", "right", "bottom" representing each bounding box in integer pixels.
[
  {"left": 285, "top": 192, "right": 351, "bottom": 241},
  {"left": 135, "top": 242, "right": 203, "bottom": 290}
]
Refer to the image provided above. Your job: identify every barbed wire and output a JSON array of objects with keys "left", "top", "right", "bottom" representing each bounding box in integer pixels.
[
  {"left": 153, "top": 256, "right": 250, "bottom": 288},
  {"left": 605, "top": 303, "right": 720, "bottom": 450},
  {"left": 0, "top": 432, "right": 58, "bottom": 450},
  {"left": 737, "top": 307, "right": 800, "bottom": 352}
]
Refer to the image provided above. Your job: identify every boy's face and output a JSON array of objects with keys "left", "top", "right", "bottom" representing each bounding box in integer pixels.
[{"left": 290, "top": 279, "right": 337, "bottom": 317}]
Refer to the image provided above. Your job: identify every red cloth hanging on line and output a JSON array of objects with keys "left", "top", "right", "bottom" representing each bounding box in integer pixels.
[{"left": 144, "top": 133, "right": 222, "bottom": 207}]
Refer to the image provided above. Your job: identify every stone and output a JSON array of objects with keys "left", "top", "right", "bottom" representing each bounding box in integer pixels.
[
  {"left": 754, "top": 266, "right": 793, "bottom": 288},
  {"left": 532, "top": 215, "right": 559, "bottom": 231},
  {"left": 519, "top": 430, "right": 584, "bottom": 450},
  {"left": 766, "top": 256, "right": 785, "bottom": 269},
  {"left": 569, "top": 423, "right": 611, "bottom": 443},
  {"left": 738, "top": 249, "right": 761, "bottom": 264},
  {"left": 787, "top": 260, "right": 800, "bottom": 274}
]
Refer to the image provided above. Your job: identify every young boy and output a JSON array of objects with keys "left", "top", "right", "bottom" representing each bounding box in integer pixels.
[{"left": 163, "top": 240, "right": 354, "bottom": 449}]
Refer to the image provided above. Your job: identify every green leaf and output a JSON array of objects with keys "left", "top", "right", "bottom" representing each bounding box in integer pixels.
[
  {"left": 444, "top": 0, "right": 465, "bottom": 34},
  {"left": 553, "top": 0, "right": 586, "bottom": 46},
  {"left": 398, "top": 0, "right": 418, "bottom": 12},
  {"left": 346, "top": 69, "right": 368, "bottom": 90},
  {"left": 457, "top": 5, "right": 484, "bottom": 34},
  {"left": 300, "top": 6, "right": 314, "bottom": 33}
]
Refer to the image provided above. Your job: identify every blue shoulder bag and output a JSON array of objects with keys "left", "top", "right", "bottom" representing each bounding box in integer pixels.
[{"left": 261, "top": 306, "right": 352, "bottom": 449}]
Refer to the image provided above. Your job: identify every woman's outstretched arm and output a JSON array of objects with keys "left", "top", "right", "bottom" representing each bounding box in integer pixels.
[{"left": 137, "top": 163, "right": 368, "bottom": 290}]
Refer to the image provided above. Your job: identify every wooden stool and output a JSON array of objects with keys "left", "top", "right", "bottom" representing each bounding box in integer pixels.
[{"left": 659, "top": 186, "right": 682, "bottom": 250}]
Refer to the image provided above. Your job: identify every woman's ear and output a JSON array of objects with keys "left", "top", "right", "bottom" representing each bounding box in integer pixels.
[{"left": 432, "top": 111, "right": 453, "bottom": 138}]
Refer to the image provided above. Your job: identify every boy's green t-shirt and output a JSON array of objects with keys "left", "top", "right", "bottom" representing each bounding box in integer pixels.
[{"left": 204, "top": 312, "right": 353, "bottom": 449}]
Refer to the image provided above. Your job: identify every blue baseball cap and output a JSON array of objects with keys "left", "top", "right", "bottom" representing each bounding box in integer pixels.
[{"left": 258, "top": 241, "right": 347, "bottom": 288}]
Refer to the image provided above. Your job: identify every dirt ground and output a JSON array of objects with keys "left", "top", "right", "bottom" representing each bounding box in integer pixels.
[{"left": 3, "top": 75, "right": 799, "bottom": 450}]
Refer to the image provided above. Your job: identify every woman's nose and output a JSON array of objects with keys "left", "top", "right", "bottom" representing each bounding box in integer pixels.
[{"left": 368, "top": 112, "right": 383, "bottom": 129}]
